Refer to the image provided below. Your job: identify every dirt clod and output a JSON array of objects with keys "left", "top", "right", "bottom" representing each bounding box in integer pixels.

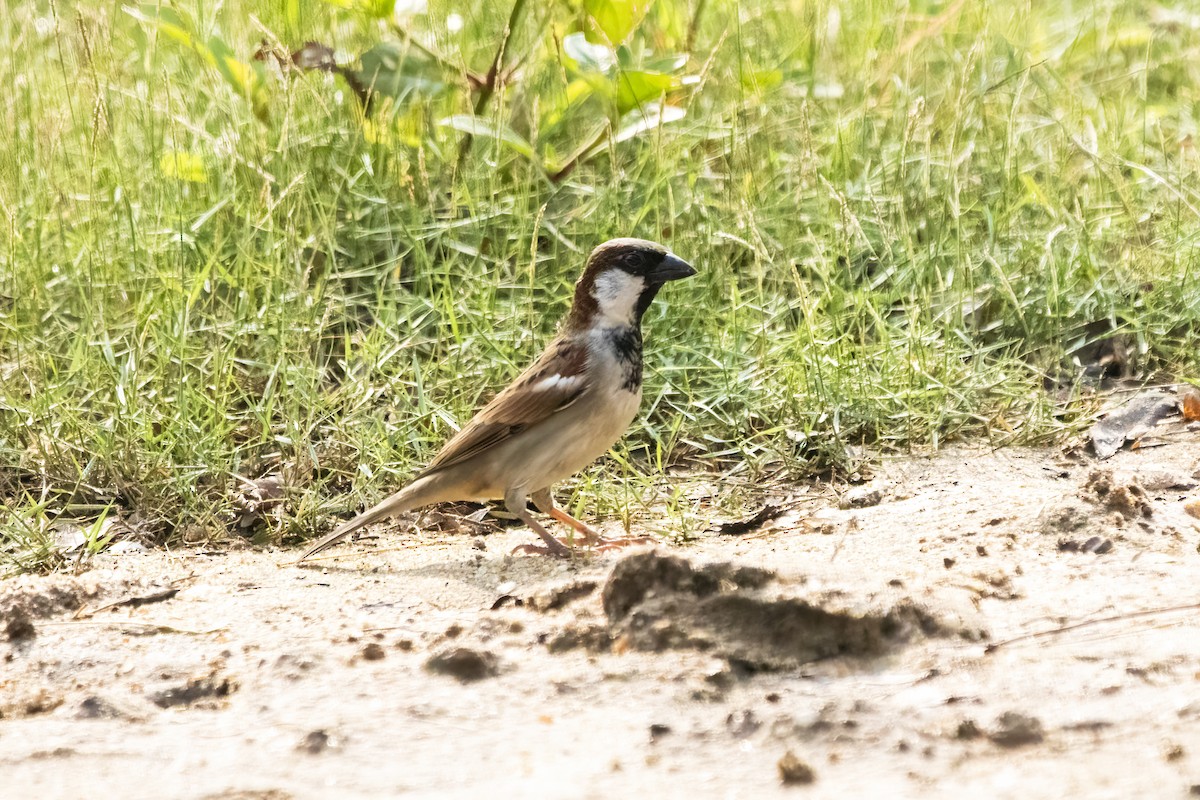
[
  {"left": 1058, "top": 536, "right": 1113, "bottom": 554},
  {"left": 297, "top": 730, "right": 336, "bottom": 754},
  {"left": 6, "top": 609, "right": 35, "bottom": 641},
  {"left": 5, "top": 688, "right": 64, "bottom": 718},
  {"left": 545, "top": 622, "right": 610, "bottom": 654},
  {"left": 955, "top": 719, "right": 982, "bottom": 740},
  {"left": 425, "top": 646, "right": 499, "bottom": 682},
  {"left": 777, "top": 750, "right": 816, "bottom": 785},
  {"left": 75, "top": 695, "right": 144, "bottom": 721},
  {"left": 361, "top": 643, "right": 386, "bottom": 661},
  {"left": 989, "top": 712, "right": 1044, "bottom": 747},
  {"left": 1083, "top": 469, "right": 1152, "bottom": 519},
  {"left": 527, "top": 579, "right": 599, "bottom": 612},
  {"left": 599, "top": 552, "right": 972, "bottom": 669},
  {"left": 601, "top": 552, "right": 773, "bottom": 621},
  {"left": 0, "top": 575, "right": 106, "bottom": 620},
  {"left": 150, "top": 674, "right": 238, "bottom": 709},
  {"left": 1040, "top": 468, "right": 1160, "bottom": 552},
  {"left": 840, "top": 485, "right": 884, "bottom": 509}
]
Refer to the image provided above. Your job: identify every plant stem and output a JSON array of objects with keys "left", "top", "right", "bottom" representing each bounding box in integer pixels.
[{"left": 457, "top": 0, "right": 528, "bottom": 166}]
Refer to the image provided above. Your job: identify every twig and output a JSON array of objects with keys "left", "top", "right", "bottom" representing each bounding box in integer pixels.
[
  {"left": 456, "top": 0, "right": 528, "bottom": 166},
  {"left": 476, "top": 0, "right": 527, "bottom": 112},
  {"left": 73, "top": 575, "right": 195, "bottom": 618},
  {"left": 984, "top": 602, "right": 1200, "bottom": 654}
]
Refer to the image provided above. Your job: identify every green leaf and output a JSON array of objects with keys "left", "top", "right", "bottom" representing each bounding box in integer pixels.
[
  {"left": 125, "top": 5, "right": 201, "bottom": 53},
  {"left": 206, "top": 34, "right": 262, "bottom": 100},
  {"left": 356, "top": 41, "right": 449, "bottom": 106},
  {"left": 615, "top": 70, "right": 675, "bottom": 113},
  {"left": 538, "top": 78, "right": 596, "bottom": 132},
  {"left": 438, "top": 115, "right": 537, "bottom": 161},
  {"left": 584, "top": 0, "right": 652, "bottom": 45}
]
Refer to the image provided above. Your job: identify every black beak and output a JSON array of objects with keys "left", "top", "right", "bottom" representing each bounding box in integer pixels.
[{"left": 650, "top": 252, "right": 696, "bottom": 283}]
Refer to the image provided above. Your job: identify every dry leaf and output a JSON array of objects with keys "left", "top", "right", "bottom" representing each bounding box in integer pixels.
[{"left": 1182, "top": 388, "right": 1200, "bottom": 422}]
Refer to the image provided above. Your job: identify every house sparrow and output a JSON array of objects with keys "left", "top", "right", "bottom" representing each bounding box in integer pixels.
[{"left": 298, "top": 238, "right": 695, "bottom": 560}]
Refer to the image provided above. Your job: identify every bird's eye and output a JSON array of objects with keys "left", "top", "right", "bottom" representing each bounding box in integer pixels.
[{"left": 623, "top": 252, "right": 646, "bottom": 269}]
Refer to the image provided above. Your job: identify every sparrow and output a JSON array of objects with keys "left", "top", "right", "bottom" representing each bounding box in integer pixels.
[{"left": 298, "top": 237, "right": 696, "bottom": 561}]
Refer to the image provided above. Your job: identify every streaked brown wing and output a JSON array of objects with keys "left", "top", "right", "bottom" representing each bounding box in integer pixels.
[{"left": 420, "top": 337, "right": 589, "bottom": 475}]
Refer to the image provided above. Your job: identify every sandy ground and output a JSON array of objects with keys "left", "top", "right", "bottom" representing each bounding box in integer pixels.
[{"left": 3, "top": 441, "right": 1200, "bottom": 799}]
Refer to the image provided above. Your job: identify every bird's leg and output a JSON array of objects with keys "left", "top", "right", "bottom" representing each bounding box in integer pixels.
[
  {"left": 505, "top": 489, "right": 572, "bottom": 558},
  {"left": 530, "top": 488, "right": 603, "bottom": 545},
  {"left": 530, "top": 489, "right": 656, "bottom": 551}
]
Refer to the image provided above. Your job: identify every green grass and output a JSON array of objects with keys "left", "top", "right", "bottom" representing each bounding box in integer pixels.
[{"left": 2, "top": 0, "right": 1199, "bottom": 572}]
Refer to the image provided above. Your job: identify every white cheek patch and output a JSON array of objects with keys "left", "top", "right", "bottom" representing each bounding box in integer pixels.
[{"left": 592, "top": 270, "right": 645, "bottom": 325}]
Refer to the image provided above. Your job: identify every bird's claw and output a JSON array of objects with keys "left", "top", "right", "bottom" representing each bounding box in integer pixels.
[{"left": 589, "top": 535, "right": 657, "bottom": 552}]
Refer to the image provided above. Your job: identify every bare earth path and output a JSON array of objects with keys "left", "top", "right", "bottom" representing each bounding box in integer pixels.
[{"left": 3, "top": 442, "right": 1199, "bottom": 799}]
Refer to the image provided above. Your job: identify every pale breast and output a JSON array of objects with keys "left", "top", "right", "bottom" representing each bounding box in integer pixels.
[
  {"left": 507, "top": 384, "right": 640, "bottom": 491},
  {"left": 496, "top": 327, "right": 644, "bottom": 492}
]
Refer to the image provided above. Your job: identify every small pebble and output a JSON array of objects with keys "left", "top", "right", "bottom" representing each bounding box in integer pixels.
[
  {"left": 777, "top": 750, "right": 816, "bottom": 785},
  {"left": 989, "top": 712, "right": 1044, "bottom": 747},
  {"left": 297, "top": 729, "right": 335, "bottom": 754},
  {"left": 839, "top": 485, "right": 884, "bottom": 509},
  {"left": 425, "top": 646, "right": 499, "bottom": 682}
]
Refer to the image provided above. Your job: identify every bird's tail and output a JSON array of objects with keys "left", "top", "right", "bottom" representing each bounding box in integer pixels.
[{"left": 297, "top": 473, "right": 449, "bottom": 562}]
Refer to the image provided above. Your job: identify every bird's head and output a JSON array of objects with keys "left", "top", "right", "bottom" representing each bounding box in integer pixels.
[{"left": 567, "top": 238, "right": 696, "bottom": 330}]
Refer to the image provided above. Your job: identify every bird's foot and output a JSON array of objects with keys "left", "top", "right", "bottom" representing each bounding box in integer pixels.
[
  {"left": 511, "top": 528, "right": 576, "bottom": 558},
  {"left": 588, "top": 534, "right": 657, "bottom": 552}
]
